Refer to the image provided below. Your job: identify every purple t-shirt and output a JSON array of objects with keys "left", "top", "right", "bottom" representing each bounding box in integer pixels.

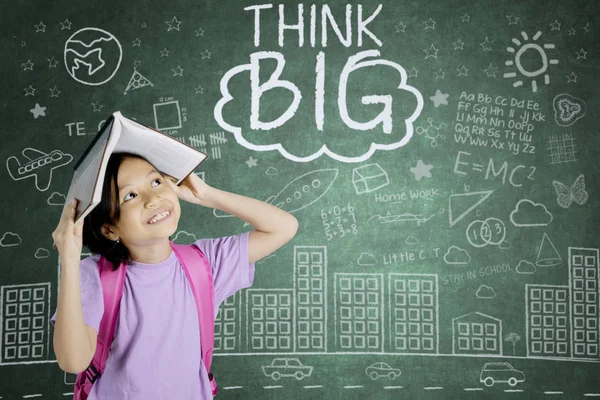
[{"left": 51, "top": 232, "right": 255, "bottom": 400}]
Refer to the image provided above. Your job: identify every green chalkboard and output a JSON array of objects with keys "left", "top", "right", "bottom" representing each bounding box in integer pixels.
[{"left": 1, "top": 0, "right": 599, "bottom": 398}]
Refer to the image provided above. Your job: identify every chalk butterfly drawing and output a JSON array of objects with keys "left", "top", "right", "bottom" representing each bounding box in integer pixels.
[{"left": 552, "top": 174, "right": 588, "bottom": 208}]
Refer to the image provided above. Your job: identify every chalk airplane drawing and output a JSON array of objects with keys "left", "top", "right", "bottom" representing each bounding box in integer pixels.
[{"left": 7, "top": 148, "right": 73, "bottom": 191}]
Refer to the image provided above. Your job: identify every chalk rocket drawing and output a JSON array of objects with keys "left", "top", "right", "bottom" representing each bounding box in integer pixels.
[{"left": 213, "top": 168, "right": 338, "bottom": 220}]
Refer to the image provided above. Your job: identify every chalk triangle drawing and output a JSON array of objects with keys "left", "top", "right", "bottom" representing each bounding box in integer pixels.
[
  {"left": 448, "top": 190, "right": 494, "bottom": 227},
  {"left": 536, "top": 232, "right": 562, "bottom": 267},
  {"left": 124, "top": 69, "right": 154, "bottom": 94}
]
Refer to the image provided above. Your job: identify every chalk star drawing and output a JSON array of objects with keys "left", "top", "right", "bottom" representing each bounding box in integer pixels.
[
  {"left": 166, "top": 17, "right": 182, "bottom": 31},
  {"left": 410, "top": 160, "right": 433, "bottom": 181},
  {"left": 484, "top": 64, "right": 498, "bottom": 78},
  {"left": 430, "top": 89, "right": 449, "bottom": 107},
  {"left": 423, "top": 44, "right": 439, "bottom": 59},
  {"left": 246, "top": 156, "right": 258, "bottom": 168},
  {"left": 566, "top": 72, "right": 578, "bottom": 83},
  {"left": 30, "top": 103, "right": 46, "bottom": 118}
]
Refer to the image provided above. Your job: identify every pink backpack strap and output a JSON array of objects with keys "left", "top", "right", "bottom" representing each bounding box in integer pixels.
[
  {"left": 74, "top": 256, "right": 126, "bottom": 400},
  {"left": 73, "top": 245, "right": 217, "bottom": 399},
  {"left": 171, "top": 242, "right": 217, "bottom": 396}
]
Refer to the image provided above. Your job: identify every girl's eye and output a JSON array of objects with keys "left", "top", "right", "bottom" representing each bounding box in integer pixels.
[{"left": 123, "top": 178, "right": 162, "bottom": 202}]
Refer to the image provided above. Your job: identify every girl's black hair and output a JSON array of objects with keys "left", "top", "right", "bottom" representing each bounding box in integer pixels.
[{"left": 82, "top": 152, "right": 151, "bottom": 271}]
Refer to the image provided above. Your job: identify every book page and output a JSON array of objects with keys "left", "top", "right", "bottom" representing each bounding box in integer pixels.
[{"left": 115, "top": 115, "right": 207, "bottom": 182}]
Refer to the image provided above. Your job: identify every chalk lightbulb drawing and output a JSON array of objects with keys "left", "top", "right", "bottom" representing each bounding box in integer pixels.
[{"left": 503, "top": 31, "right": 558, "bottom": 93}]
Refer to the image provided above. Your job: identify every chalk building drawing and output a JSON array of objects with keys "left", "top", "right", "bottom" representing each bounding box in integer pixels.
[
  {"left": 452, "top": 312, "right": 503, "bottom": 356},
  {"left": 569, "top": 247, "right": 599, "bottom": 359},
  {"left": 294, "top": 246, "right": 327, "bottom": 352},
  {"left": 525, "top": 284, "right": 570, "bottom": 357},
  {"left": 214, "top": 292, "right": 242, "bottom": 353},
  {"left": 334, "top": 273, "right": 384, "bottom": 352},
  {"left": 389, "top": 274, "right": 439, "bottom": 354},
  {"left": 246, "top": 289, "right": 294, "bottom": 352}
]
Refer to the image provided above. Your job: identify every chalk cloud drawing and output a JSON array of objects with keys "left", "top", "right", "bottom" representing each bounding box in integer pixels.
[
  {"left": 405, "top": 236, "right": 419, "bottom": 245},
  {"left": 35, "top": 248, "right": 51, "bottom": 259},
  {"left": 47, "top": 192, "right": 66, "bottom": 206},
  {"left": 214, "top": 49, "right": 424, "bottom": 162},
  {"left": 1, "top": 232, "right": 22, "bottom": 247},
  {"left": 266, "top": 166, "right": 278, "bottom": 176},
  {"left": 509, "top": 199, "right": 553, "bottom": 227},
  {"left": 476, "top": 285, "right": 497, "bottom": 299},
  {"left": 515, "top": 260, "right": 536, "bottom": 274},
  {"left": 172, "top": 230, "right": 198, "bottom": 244},
  {"left": 357, "top": 253, "right": 377, "bottom": 266},
  {"left": 444, "top": 246, "right": 471, "bottom": 265},
  {"left": 553, "top": 93, "right": 586, "bottom": 126}
]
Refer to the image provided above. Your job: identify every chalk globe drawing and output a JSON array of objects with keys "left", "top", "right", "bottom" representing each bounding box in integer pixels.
[
  {"left": 64, "top": 27, "right": 122, "bottom": 85},
  {"left": 503, "top": 31, "right": 558, "bottom": 93}
]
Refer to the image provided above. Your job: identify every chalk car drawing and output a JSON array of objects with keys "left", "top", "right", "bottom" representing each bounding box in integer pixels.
[
  {"left": 479, "top": 362, "right": 525, "bottom": 387},
  {"left": 365, "top": 362, "right": 401, "bottom": 380},
  {"left": 262, "top": 358, "right": 313, "bottom": 380}
]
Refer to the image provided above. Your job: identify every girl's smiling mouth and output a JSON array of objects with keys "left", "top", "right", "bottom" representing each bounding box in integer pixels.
[{"left": 147, "top": 209, "right": 172, "bottom": 224}]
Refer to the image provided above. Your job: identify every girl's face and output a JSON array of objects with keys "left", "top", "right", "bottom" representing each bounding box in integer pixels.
[{"left": 105, "top": 157, "right": 181, "bottom": 247}]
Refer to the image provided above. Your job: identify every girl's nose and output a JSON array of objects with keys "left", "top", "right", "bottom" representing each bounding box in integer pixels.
[{"left": 144, "top": 193, "right": 161, "bottom": 207}]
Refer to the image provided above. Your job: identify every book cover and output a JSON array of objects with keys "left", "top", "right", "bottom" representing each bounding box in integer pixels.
[{"left": 65, "top": 111, "right": 208, "bottom": 224}]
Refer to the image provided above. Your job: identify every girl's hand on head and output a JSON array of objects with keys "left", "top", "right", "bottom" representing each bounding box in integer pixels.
[
  {"left": 164, "top": 173, "right": 211, "bottom": 205},
  {"left": 51, "top": 198, "right": 84, "bottom": 265}
]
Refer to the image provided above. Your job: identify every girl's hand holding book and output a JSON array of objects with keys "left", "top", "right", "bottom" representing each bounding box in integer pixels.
[
  {"left": 51, "top": 198, "right": 84, "bottom": 266},
  {"left": 165, "top": 173, "right": 211, "bottom": 206}
]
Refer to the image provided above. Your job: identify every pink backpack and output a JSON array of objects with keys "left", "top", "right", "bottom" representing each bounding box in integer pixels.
[{"left": 73, "top": 242, "right": 218, "bottom": 399}]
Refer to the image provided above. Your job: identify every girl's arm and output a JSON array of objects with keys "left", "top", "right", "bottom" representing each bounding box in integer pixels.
[
  {"left": 203, "top": 186, "right": 299, "bottom": 264},
  {"left": 53, "top": 259, "right": 97, "bottom": 374},
  {"left": 166, "top": 175, "right": 299, "bottom": 263}
]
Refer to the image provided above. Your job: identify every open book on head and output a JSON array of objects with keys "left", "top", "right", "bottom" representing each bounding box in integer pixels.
[{"left": 66, "top": 111, "right": 208, "bottom": 224}]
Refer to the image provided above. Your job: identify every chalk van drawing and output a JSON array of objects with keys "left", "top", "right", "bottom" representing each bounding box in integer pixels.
[
  {"left": 365, "top": 362, "right": 401, "bottom": 380},
  {"left": 479, "top": 362, "right": 525, "bottom": 387},
  {"left": 262, "top": 358, "right": 313, "bottom": 380}
]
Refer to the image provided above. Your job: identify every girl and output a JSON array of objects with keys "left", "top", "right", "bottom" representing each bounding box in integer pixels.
[{"left": 51, "top": 152, "right": 298, "bottom": 399}]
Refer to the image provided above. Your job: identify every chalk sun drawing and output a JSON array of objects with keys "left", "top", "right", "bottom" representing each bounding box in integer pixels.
[{"left": 503, "top": 31, "right": 558, "bottom": 93}]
